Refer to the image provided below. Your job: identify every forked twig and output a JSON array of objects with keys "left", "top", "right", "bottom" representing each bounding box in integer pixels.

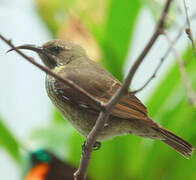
[
  {"left": 0, "top": 0, "right": 173, "bottom": 179},
  {"left": 133, "top": 13, "right": 196, "bottom": 94},
  {"left": 74, "top": 0, "right": 173, "bottom": 179},
  {"left": 0, "top": 35, "right": 104, "bottom": 111}
]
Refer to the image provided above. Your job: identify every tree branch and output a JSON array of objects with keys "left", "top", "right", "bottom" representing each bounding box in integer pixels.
[
  {"left": 183, "top": 0, "right": 196, "bottom": 59},
  {"left": 164, "top": 31, "right": 196, "bottom": 108},
  {"left": 0, "top": 0, "right": 173, "bottom": 179},
  {"left": 74, "top": 0, "right": 173, "bottom": 179},
  {"left": 0, "top": 34, "right": 104, "bottom": 111},
  {"left": 132, "top": 13, "right": 196, "bottom": 94}
]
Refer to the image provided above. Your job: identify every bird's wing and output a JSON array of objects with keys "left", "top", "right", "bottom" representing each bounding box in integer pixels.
[
  {"left": 54, "top": 60, "right": 148, "bottom": 121},
  {"left": 99, "top": 83, "right": 148, "bottom": 120}
]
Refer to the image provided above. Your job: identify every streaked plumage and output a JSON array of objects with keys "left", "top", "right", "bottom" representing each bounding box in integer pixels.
[{"left": 13, "top": 40, "right": 194, "bottom": 158}]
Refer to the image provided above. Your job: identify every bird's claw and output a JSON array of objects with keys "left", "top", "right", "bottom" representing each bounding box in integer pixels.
[
  {"left": 81, "top": 141, "right": 101, "bottom": 157},
  {"left": 93, "top": 141, "right": 101, "bottom": 151}
]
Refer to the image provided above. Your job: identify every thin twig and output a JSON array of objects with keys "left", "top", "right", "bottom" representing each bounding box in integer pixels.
[
  {"left": 74, "top": 0, "right": 173, "bottom": 179},
  {"left": 183, "top": 0, "right": 196, "bottom": 59},
  {"left": 0, "top": 34, "right": 104, "bottom": 111},
  {"left": 133, "top": 13, "right": 196, "bottom": 94},
  {"left": 164, "top": 31, "right": 196, "bottom": 108},
  {"left": 0, "top": 0, "right": 172, "bottom": 179}
]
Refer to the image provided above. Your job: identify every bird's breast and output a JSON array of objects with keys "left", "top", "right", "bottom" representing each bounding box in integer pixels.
[{"left": 45, "top": 74, "right": 97, "bottom": 136}]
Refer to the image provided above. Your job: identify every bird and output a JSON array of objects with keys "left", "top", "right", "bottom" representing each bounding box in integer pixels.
[
  {"left": 10, "top": 39, "right": 193, "bottom": 158},
  {"left": 24, "top": 149, "right": 90, "bottom": 180}
]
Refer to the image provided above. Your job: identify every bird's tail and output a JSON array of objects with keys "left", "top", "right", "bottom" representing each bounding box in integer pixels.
[{"left": 154, "top": 127, "right": 194, "bottom": 159}]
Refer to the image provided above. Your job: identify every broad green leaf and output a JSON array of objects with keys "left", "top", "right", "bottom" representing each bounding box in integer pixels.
[
  {"left": 0, "top": 118, "right": 21, "bottom": 163},
  {"left": 31, "top": 1, "right": 196, "bottom": 179},
  {"left": 101, "top": 0, "right": 141, "bottom": 81},
  {"left": 48, "top": 45, "right": 196, "bottom": 180},
  {"left": 138, "top": 44, "right": 196, "bottom": 180}
]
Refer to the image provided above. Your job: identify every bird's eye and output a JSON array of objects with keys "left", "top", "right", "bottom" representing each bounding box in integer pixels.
[{"left": 49, "top": 46, "right": 62, "bottom": 54}]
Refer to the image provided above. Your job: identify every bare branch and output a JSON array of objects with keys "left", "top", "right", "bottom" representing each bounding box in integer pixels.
[
  {"left": 183, "top": 0, "right": 196, "bottom": 59},
  {"left": 0, "top": 34, "right": 104, "bottom": 111},
  {"left": 0, "top": 1, "right": 173, "bottom": 179},
  {"left": 164, "top": 31, "right": 196, "bottom": 108},
  {"left": 74, "top": 0, "right": 173, "bottom": 179},
  {"left": 133, "top": 13, "right": 196, "bottom": 94},
  {"left": 132, "top": 57, "right": 163, "bottom": 94}
]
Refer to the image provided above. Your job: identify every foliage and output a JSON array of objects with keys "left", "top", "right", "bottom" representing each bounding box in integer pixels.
[
  {"left": 31, "top": 45, "right": 196, "bottom": 180},
  {"left": 1, "top": 0, "right": 196, "bottom": 179},
  {"left": 100, "top": 0, "right": 141, "bottom": 81},
  {"left": 35, "top": 0, "right": 141, "bottom": 81},
  {"left": 0, "top": 118, "right": 21, "bottom": 163}
]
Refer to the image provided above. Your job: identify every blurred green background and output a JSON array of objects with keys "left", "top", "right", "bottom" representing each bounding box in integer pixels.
[{"left": 0, "top": 0, "right": 196, "bottom": 179}]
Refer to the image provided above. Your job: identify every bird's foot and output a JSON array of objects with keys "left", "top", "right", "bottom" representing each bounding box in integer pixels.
[
  {"left": 93, "top": 141, "right": 101, "bottom": 151},
  {"left": 82, "top": 141, "right": 101, "bottom": 157}
]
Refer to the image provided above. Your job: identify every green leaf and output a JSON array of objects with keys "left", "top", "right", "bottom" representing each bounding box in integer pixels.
[
  {"left": 32, "top": 1, "right": 196, "bottom": 179},
  {"left": 100, "top": 0, "right": 142, "bottom": 81},
  {"left": 140, "top": 44, "right": 196, "bottom": 180},
  {"left": 0, "top": 118, "right": 21, "bottom": 163}
]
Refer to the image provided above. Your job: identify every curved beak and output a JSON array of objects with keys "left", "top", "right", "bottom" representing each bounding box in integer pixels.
[
  {"left": 7, "top": 44, "right": 44, "bottom": 54},
  {"left": 7, "top": 44, "right": 57, "bottom": 69}
]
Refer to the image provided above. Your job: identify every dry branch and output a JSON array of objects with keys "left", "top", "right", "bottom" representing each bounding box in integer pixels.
[
  {"left": 74, "top": 0, "right": 173, "bottom": 179},
  {"left": 183, "top": 0, "right": 196, "bottom": 59},
  {"left": 0, "top": 35, "right": 104, "bottom": 111},
  {"left": 164, "top": 31, "right": 196, "bottom": 108},
  {"left": 133, "top": 13, "right": 196, "bottom": 94},
  {"left": 0, "top": 0, "right": 173, "bottom": 179}
]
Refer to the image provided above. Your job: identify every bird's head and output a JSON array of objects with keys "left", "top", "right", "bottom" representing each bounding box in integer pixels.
[
  {"left": 8, "top": 39, "right": 87, "bottom": 69},
  {"left": 31, "top": 149, "right": 52, "bottom": 165}
]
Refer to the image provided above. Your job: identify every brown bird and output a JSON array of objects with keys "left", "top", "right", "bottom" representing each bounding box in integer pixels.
[{"left": 11, "top": 39, "right": 193, "bottom": 158}]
